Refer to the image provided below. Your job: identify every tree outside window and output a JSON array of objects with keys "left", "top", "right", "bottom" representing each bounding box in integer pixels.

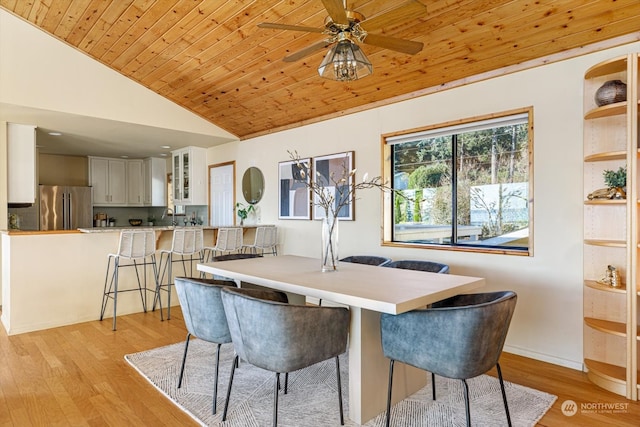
[{"left": 383, "top": 108, "right": 532, "bottom": 255}]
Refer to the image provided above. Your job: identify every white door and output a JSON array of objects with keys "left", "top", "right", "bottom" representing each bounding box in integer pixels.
[{"left": 209, "top": 163, "right": 234, "bottom": 226}]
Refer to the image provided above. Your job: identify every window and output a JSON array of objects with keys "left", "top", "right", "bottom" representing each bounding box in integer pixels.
[{"left": 382, "top": 108, "right": 533, "bottom": 255}]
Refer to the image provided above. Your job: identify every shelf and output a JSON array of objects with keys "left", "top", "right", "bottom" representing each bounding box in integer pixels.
[
  {"left": 583, "top": 53, "right": 638, "bottom": 400},
  {"left": 584, "top": 359, "right": 627, "bottom": 396},
  {"left": 584, "top": 151, "right": 627, "bottom": 162},
  {"left": 584, "top": 199, "right": 626, "bottom": 205},
  {"left": 584, "top": 56, "right": 627, "bottom": 79},
  {"left": 585, "top": 101, "right": 627, "bottom": 120},
  {"left": 584, "top": 280, "right": 626, "bottom": 293},
  {"left": 584, "top": 317, "right": 627, "bottom": 337},
  {"left": 584, "top": 239, "right": 626, "bottom": 248}
]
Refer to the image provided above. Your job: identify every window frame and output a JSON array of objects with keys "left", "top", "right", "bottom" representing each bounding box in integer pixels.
[{"left": 381, "top": 107, "right": 534, "bottom": 256}]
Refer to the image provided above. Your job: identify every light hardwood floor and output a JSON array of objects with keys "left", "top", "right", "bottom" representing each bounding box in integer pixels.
[{"left": 1, "top": 308, "right": 639, "bottom": 426}]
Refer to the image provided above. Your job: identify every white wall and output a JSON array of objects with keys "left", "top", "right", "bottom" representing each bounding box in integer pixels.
[{"left": 209, "top": 42, "right": 640, "bottom": 370}]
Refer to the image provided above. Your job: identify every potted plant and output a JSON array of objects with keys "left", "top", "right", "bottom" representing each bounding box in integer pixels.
[
  {"left": 147, "top": 216, "right": 156, "bottom": 226},
  {"left": 603, "top": 166, "right": 627, "bottom": 189},
  {"left": 235, "top": 202, "right": 255, "bottom": 226}
]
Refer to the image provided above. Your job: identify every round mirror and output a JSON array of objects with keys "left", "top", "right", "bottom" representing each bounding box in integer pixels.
[{"left": 242, "top": 167, "right": 264, "bottom": 205}]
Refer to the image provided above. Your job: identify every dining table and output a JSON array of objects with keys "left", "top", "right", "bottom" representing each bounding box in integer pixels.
[{"left": 197, "top": 254, "right": 485, "bottom": 424}]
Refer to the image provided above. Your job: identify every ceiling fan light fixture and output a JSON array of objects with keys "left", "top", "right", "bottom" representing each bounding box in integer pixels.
[{"left": 317, "top": 39, "right": 372, "bottom": 82}]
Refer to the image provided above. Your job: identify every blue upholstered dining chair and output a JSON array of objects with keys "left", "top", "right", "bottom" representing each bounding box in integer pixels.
[
  {"left": 173, "top": 276, "right": 238, "bottom": 415},
  {"left": 380, "top": 291, "right": 517, "bottom": 427},
  {"left": 384, "top": 259, "right": 450, "bottom": 274},
  {"left": 220, "top": 287, "right": 350, "bottom": 426}
]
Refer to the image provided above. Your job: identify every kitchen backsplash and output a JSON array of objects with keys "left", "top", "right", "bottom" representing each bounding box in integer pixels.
[
  {"left": 93, "top": 205, "right": 208, "bottom": 227},
  {"left": 8, "top": 204, "right": 39, "bottom": 230}
]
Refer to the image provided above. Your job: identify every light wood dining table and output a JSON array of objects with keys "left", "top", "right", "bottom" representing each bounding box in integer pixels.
[{"left": 197, "top": 255, "right": 485, "bottom": 424}]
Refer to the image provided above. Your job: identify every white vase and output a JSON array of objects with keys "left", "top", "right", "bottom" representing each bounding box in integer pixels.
[{"left": 321, "top": 210, "right": 339, "bottom": 272}]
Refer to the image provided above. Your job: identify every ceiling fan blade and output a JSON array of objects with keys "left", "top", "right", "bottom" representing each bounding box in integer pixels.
[
  {"left": 359, "top": 0, "right": 427, "bottom": 32},
  {"left": 321, "top": 0, "right": 349, "bottom": 25},
  {"left": 258, "top": 22, "right": 324, "bottom": 33},
  {"left": 283, "top": 40, "right": 332, "bottom": 62},
  {"left": 363, "top": 33, "right": 423, "bottom": 55}
]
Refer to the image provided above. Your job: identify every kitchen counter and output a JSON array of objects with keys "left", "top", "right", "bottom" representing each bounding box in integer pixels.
[
  {"left": 1, "top": 223, "right": 269, "bottom": 335},
  {"left": 77, "top": 225, "right": 221, "bottom": 233}
]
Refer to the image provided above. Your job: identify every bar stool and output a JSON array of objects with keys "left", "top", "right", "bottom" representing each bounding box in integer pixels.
[
  {"left": 242, "top": 225, "right": 278, "bottom": 256},
  {"left": 154, "top": 227, "right": 204, "bottom": 320},
  {"left": 100, "top": 229, "right": 158, "bottom": 331},
  {"left": 203, "top": 227, "right": 243, "bottom": 261}
]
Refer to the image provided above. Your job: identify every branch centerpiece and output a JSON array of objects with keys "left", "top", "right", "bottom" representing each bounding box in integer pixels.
[{"left": 288, "top": 150, "right": 400, "bottom": 271}]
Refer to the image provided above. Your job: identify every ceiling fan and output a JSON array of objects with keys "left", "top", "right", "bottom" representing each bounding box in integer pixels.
[{"left": 258, "top": 0, "right": 426, "bottom": 81}]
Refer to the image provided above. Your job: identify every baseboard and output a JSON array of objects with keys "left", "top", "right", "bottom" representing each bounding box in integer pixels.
[{"left": 504, "top": 344, "right": 583, "bottom": 371}]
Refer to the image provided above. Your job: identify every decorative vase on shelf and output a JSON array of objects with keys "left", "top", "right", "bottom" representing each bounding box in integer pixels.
[
  {"left": 594, "top": 79, "right": 627, "bottom": 106},
  {"left": 321, "top": 209, "right": 339, "bottom": 272}
]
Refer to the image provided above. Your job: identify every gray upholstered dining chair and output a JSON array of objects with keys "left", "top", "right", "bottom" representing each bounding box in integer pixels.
[
  {"left": 173, "top": 276, "right": 238, "bottom": 415},
  {"left": 316, "top": 255, "right": 392, "bottom": 306},
  {"left": 220, "top": 287, "right": 350, "bottom": 426},
  {"left": 384, "top": 259, "right": 450, "bottom": 274},
  {"left": 381, "top": 291, "right": 517, "bottom": 427},
  {"left": 340, "top": 255, "right": 392, "bottom": 266}
]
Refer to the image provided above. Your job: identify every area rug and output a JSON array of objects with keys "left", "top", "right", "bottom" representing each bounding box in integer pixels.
[{"left": 125, "top": 339, "right": 556, "bottom": 426}]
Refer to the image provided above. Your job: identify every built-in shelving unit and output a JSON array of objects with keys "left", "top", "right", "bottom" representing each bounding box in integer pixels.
[{"left": 583, "top": 53, "right": 639, "bottom": 400}]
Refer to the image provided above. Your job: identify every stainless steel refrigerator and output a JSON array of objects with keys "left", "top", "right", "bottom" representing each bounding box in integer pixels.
[{"left": 39, "top": 185, "right": 93, "bottom": 230}]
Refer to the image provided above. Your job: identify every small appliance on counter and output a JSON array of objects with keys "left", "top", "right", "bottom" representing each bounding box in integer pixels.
[{"left": 8, "top": 213, "right": 20, "bottom": 230}]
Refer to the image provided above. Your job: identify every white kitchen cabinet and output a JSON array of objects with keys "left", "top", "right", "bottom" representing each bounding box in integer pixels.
[
  {"left": 89, "top": 157, "right": 126, "bottom": 206},
  {"left": 144, "top": 157, "right": 167, "bottom": 206},
  {"left": 126, "top": 159, "right": 144, "bottom": 205},
  {"left": 7, "top": 123, "right": 37, "bottom": 204},
  {"left": 172, "top": 146, "right": 206, "bottom": 205}
]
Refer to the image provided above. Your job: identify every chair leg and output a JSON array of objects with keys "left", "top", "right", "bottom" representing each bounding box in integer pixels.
[
  {"left": 385, "top": 359, "right": 395, "bottom": 427},
  {"left": 112, "top": 258, "right": 120, "bottom": 331},
  {"left": 132, "top": 259, "right": 147, "bottom": 312},
  {"left": 153, "top": 252, "right": 168, "bottom": 320},
  {"left": 273, "top": 373, "right": 280, "bottom": 427},
  {"left": 496, "top": 363, "right": 512, "bottom": 427},
  {"left": 431, "top": 372, "right": 436, "bottom": 400},
  {"left": 166, "top": 255, "right": 173, "bottom": 320},
  {"left": 212, "top": 343, "right": 222, "bottom": 414},
  {"left": 222, "top": 354, "right": 239, "bottom": 421},
  {"left": 462, "top": 379, "right": 471, "bottom": 427},
  {"left": 275, "top": 372, "right": 288, "bottom": 393},
  {"left": 100, "top": 256, "right": 115, "bottom": 321},
  {"left": 178, "top": 333, "right": 191, "bottom": 388},
  {"left": 335, "top": 356, "right": 344, "bottom": 425}
]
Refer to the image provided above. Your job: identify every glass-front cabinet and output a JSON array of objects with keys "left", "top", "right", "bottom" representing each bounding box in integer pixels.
[{"left": 171, "top": 146, "right": 207, "bottom": 206}]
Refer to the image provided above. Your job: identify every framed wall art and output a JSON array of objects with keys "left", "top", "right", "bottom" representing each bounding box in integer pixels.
[
  {"left": 278, "top": 158, "right": 311, "bottom": 219},
  {"left": 312, "top": 151, "right": 355, "bottom": 221}
]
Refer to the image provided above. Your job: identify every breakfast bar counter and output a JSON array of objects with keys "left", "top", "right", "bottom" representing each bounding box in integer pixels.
[{"left": 0, "top": 225, "right": 266, "bottom": 335}]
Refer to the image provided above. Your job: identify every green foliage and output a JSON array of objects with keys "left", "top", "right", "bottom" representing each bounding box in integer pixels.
[
  {"left": 408, "top": 163, "right": 449, "bottom": 188},
  {"left": 235, "top": 202, "right": 254, "bottom": 220},
  {"left": 412, "top": 189, "right": 422, "bottom": 222},
  {"left": 393, "top": 121, "right": 530, "bottom": 234},
  {"left": 394, "top": 195, "right": 405, "bottom": 224},
  {"left": 603, "top": 167, "right": 626, "bottom": 188}
]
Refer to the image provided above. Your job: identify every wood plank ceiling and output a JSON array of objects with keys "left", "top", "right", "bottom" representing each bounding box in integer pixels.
[{"left": 2, "top": 0, "right": 640, "bottom": 140}]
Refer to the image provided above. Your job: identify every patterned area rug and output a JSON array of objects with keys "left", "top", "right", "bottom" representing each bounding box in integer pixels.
[{"left": 125, "top": 339, "right": 556, "bottom": 426}]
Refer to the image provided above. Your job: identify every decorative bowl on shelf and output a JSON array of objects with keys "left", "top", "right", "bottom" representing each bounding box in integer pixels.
[
  {"left": 129, "top": 219, "right": 143, "bottom": 226},
  {"left": 594, "top": 79, "right": 627, "bottom": 106}
]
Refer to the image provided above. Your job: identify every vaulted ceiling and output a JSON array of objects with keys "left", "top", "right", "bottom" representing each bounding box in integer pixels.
[{"left": 2, "top": 0, "right": 640, "bottom": 141}]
